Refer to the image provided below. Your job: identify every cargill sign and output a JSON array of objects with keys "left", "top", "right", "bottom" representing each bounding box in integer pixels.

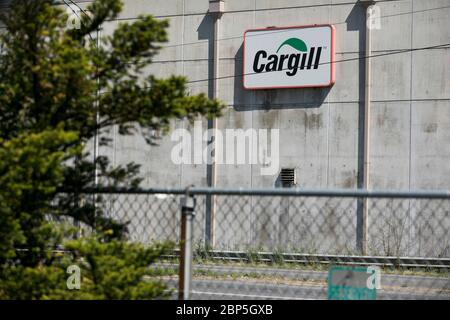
[{"left": 243, "top": 24, "right": 335, "bottom": 89}]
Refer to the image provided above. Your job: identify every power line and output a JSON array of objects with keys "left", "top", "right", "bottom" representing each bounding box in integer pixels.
[
  {"left": 67, "top": 0, "right": 91, "bottom": 21},
  {"left": 57, "top": 2, "right": 450, "bottom": 89},
  {"left": 62, "top": 0, "right": 81, "bottom": 22},
  {"left": 7, "top": 1, "right": 450, "bottom": 53},
  {"left": 184, "top": 42, "right": 450, "bottom": 85},
  {"left": 63, "top": 0, "right": 96, "bottom": 43},
  {"left": 158, "top": 3, "right": 450, "bottom": 51},
  {"left": 106, "top": 0, "right": 405, "bottom": 21},
  {"left": 95, "top": 41, "right": 450, "bottom": 98},
  {"left": 52, "top": 0, "right": 450, "bottom": 51}
]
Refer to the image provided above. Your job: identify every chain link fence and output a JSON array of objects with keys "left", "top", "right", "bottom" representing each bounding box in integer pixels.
[{"left": 82, "top": 188, "right": 450, "bottom": 300}]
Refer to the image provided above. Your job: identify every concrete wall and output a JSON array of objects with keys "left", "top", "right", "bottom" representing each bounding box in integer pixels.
[
  {"left": 78, "top": 0, "right": 450, "bottom": 256},
  {"left": 17, "top": 0, "right": 450, "bottom": 256},
  {"left": 72, "top": 0, "right": 450, "bottom": 192}
]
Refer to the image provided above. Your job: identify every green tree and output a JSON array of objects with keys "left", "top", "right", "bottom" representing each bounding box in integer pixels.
[
  {"left": 0, "top": 234, "right": 174, "bottom": 300},
  {"left": 0, "top": 0, "right": 222, "bottom": 299}
]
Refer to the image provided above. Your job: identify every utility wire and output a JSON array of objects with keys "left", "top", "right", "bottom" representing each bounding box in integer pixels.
[
  {"left": 92, "top": 41, "right": 449, "bottom": 94},
  {"left": 63, "top": 0, "right": 96, "bottom": 43},
  {"left": 57, "top": 2, "right": 450, "bottom": 91},
  {"left": 106, "top": 0, "right": 406, "bottom": 20},
  {"left": 184, "top": 41, "right": 450, "bottom": 85},
  {"left": 67, "top": 0, "right": 91, "bottom": 21},
  {"left": 52, "top": 1, "right": 450, "bottom": 55},
  {"left": 158, "top": 3, "right": 450, "bottom": 51}
]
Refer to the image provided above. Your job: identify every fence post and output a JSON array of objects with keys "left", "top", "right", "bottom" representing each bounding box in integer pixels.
[{"left": 179, "top": 194, "right": 196, "bottom": 300}]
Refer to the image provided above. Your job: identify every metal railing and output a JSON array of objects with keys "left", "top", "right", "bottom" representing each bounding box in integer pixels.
[{"left": 75, "top": 187, "right": 450, "bottom": 300}]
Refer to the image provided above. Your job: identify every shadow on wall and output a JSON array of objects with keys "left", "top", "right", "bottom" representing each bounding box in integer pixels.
[
  {"left": 347, "top": 1, "right": 369, "bottom": 254},
  {"left": 346, "top": 1, "right": 368, "bottom": 191},
  {"left": 233, "top": 44, "right": 331, "bottom": 111},
  {"left": 197, "top": 14, "right": 214, "bottom": 99}
]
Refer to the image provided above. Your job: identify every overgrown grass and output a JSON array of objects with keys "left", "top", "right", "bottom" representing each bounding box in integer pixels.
[{"left": 161, "top": 245, "right": 450, "bottom": 278}]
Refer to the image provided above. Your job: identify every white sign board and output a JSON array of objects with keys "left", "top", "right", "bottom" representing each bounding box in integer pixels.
[{"left": 243, "top": 25, "right": 335, "bottom": 89}]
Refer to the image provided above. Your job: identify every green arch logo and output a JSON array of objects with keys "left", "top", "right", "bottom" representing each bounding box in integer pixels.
[{"left": 276, "top": 38, "right": 308, "bottom": 53}]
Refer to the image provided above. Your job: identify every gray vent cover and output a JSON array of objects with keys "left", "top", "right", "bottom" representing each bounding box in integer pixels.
[{"left": 280, "top": 168, "right": 296, "bottom": 187}]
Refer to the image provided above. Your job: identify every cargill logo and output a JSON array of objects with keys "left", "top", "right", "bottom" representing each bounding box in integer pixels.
[{"left": 252, "top": 37, "right": 323, "bottom": 76}]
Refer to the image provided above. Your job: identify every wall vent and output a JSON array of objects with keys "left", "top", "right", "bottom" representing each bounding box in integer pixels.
[{"left": 280, "top": 168, "right": 296, "bottom": 188}]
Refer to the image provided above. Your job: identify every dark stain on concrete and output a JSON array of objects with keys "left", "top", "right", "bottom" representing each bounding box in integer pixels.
[
  {"left": 342, "top": 172, "right": 356, "bottom": 188},
  {"left": 376, "top": 105, "right": 390, "bottom": 127},
  {"left": 423, "top": 123, "right": 438, "bottom": 133},
  {"left": 263, "top": 90, "right": 278, "bottom": 110},
  {"left": 303, "top": 112, "right": 323, "bottom": 130},
  {"left": 335, "top": 115, "right": 349, "bottom": 132},
  {"left": 260, "top": 111, "right": 278, "bottom": 129},
  {"left": 227, "top": 110, "right": 244, "bottom": 129},
  {"left": 376, "top": 113, "right": 386, "bottom": 127}
]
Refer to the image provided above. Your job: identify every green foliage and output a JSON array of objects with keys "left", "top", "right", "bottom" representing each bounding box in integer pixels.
[
  {"left": 0, "top": 235, "right": 174, "bottom": 300},
  {"left": 0, "top": 0, "right": 223, "bottom": 299},
  {"left": 0, "top": 264, "right": 66, "bottom": 300},
  {"left": 0, "top": 129, "right": 79, "bottom": 265},
  {"left": 59, "top": 236, "right": 173, "bottom": 299}
]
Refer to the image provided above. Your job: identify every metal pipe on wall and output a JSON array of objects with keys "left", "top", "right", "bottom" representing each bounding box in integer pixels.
[
  {"left": 205, "top": 1, "right": 224, "bottom": 248},
  {"left": 361, "top": 1, "right": 376, "bottom": 255}
]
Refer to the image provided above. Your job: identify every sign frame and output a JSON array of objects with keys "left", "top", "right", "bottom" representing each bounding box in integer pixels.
[
  {"left": 243, "top": 24, "right": 336, "bottom": 90},
  {"left": 327, "top": 265, "right": 377, "bottom": 300}
]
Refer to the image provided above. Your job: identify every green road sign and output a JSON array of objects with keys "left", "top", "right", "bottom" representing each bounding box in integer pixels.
[{"left": 328, "top": 266, "right": 377, "bottom": 300}]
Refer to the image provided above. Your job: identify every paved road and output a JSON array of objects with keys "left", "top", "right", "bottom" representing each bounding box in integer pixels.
[
  {"left": 156, "top": 263, "right": 450, "bottom": 300},
  {"left": 189, "top": 279, "right": 450, "bottom": 300}
]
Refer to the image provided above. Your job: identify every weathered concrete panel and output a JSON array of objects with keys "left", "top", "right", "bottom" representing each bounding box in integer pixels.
[
  {"left": 118, "top": 0, "right": 184, "bottom": 18},
  {"left": 219, "top": 11, "right": 254, "bottom": 59},
  {"left": 331, "top": 3, "right": 364, "bottom": 54},
  {"left": 184, "top": 0, "right": 208, "bottom": 15},
  {"left": 183, "top": 60, "right": 210, "bottom": 95},
  {"left": 328, "top": 103, "right": 359, "bottom": 189},
  {"left": 183, "top": 13, "right": 210, "bottom": 60},
  {"left": 273, "top": 107, "right": 329, "bottom": 188},
  {"left": 328, "top": 53, "right": 360, "bottom": 103},
  {"left": 255, "top": 0, "right": 331, "bottom": 10},
  {"left": 180, "top": 119, "right": 208, "bottom": 187},
  {"left": 369, "top": 102, "right": 411, "bottom": 190},
  {"left": 371, "top": 50, "right": 411, "bottom": 101},
  {"left": 372, "top": 0, "right": 412, "bottom": 51},
  {"left": 410, "top": 100, "right": 450, "bottom": 189},
  {"left": 254, "top": 4, "right": 331, "bottom": 29},
  {"left": 215, "top": 108, "right": 253, "bottom": 187},
  {"left": 221, "top": 0, "right": 255, "bottom": 13},
  {"left": 411, "top": 48, "right": 450, "bottom": 100},
  {"left": 412, "top": 0, "right": 450, "bottom": 48},
  {"left": 217, "top": 59, "right": 239, "bottom": 106}
]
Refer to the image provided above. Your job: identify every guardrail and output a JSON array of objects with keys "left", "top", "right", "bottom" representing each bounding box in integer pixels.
[{"left": 163, "top": 250, "right": 450, "bottom": 269}]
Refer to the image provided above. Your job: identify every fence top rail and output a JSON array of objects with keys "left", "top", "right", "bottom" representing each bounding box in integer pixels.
[{"left": 69, "top": 187, "right": 450, "bottom": 199}]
